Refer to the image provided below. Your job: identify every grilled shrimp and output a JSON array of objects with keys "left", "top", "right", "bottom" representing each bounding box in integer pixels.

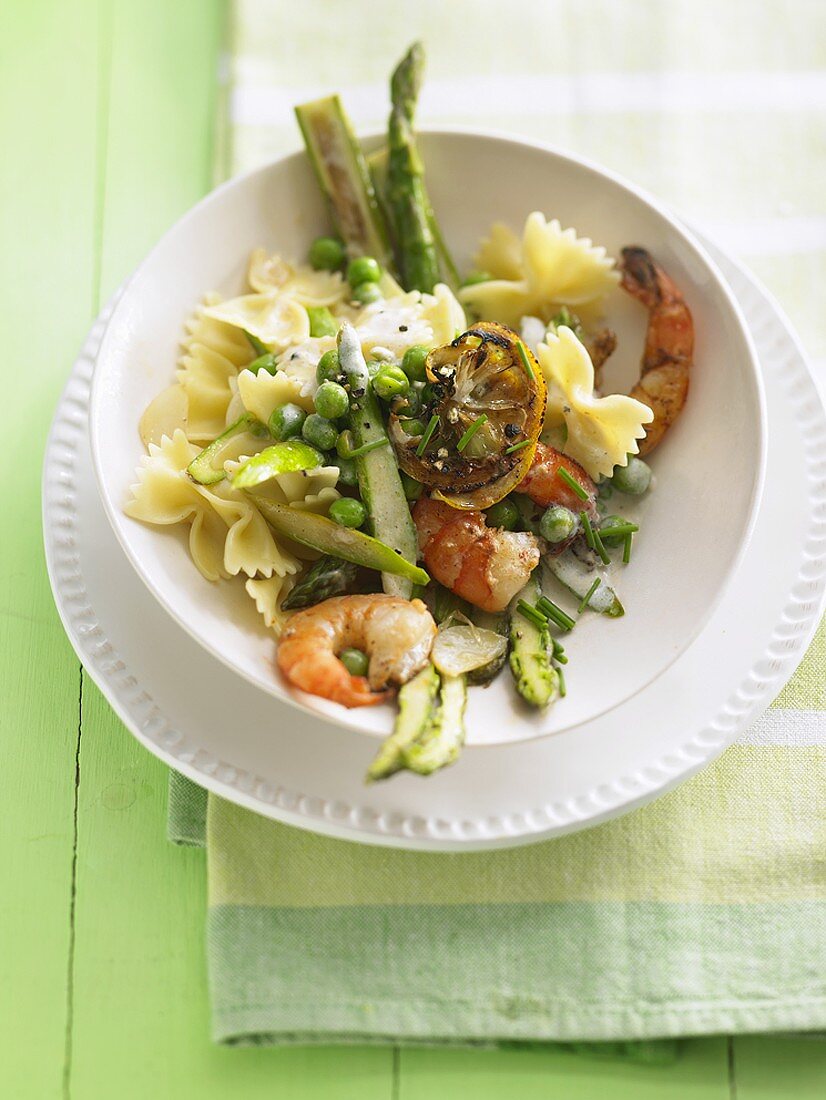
[
  {"left": 413, "top": 497, "right": 540, "bottom": 613},
  {"left": 516, "top": 443, "right": 598, "bottom": 518},
  {"left": 277, "top": 594, "right": 436, "bottom": 708},
  {"left": 621, "top": 246, "right": 693, "bottom": 455}
]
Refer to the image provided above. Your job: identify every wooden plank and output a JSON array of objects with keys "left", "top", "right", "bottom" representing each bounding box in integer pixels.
[
  {"left": 0, "top": 0, "right": 103, "bottom": 1094},
  {"left": 398, "top": 1040, "right": 732, "bottom": 1100},
  {"left": 66, "top": 1, "right": 393, "bottom": 1094},
  {"left": 733, "top": 1036, "right": 826, "bottom": 1098}
]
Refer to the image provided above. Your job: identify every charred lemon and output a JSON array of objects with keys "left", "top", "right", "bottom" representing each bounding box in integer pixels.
[{"left": 389, "top": 322, "right": 546, "bottom": 509}]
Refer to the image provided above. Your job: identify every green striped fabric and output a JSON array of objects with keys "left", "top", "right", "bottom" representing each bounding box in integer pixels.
[{"left": 169, "top": 0, "right": 826, "bottom": 1045}]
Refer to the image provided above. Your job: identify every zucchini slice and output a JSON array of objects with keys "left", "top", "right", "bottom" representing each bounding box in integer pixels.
[
  {"left": 295, "top": 95, "right": 393, "bottom": 267},
  {"left": 187, "top": 414, "right": 270, "bottom": 485},
  {"left": 508, "top": 575, "right": 559, "bottom": 708},
  {"left": 366, "top": 663, "right": 440, "bottom": 782}
]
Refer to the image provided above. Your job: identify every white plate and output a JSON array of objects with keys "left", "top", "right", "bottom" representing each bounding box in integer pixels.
[
  {"left": 43, "top": 240, "right": 826, "bottom": 849},
  {"left": 88, "top": 132, "right": 765, "bottom": 744}
]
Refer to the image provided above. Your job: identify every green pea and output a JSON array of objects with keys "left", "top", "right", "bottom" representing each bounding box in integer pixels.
[
  {"left": 309, "top": 236, "right": 345, "bottom": 271},
  {"left": 599, "top": 514, "right": 629, "bottom": 548},
  {"left": 316, "top": 348, "right": 342, "bottom": 385},
  {"left": 268, "top": 403, "right": 306, "bottom": 441},
  {"left": 400, "top": 471, "right": 423, "bottom": 502},
  {"left": 352, "top": 281, "right": 382, "bottom": 305},
  {"left": 401, "top": 344, "right": 430, "bottom": 382},
  {"left": 314, "top": 380, "right": 350, "bottom": 420},
  {"left": 373, "top": 364, "right": 410, "bottom": 401},
  {"left": 485, "top": 498, "right": 520, "bottom": 531},
  {"left": 539, "top": 505, "right": 578, "bottom": 544},
  {"left": 335, "top": 455, "right": 358, "bottom": 487},
  {"left": 329, "top": 497, "right": 367, "bottom": 529},
  {"left": 306, "top": 306, "right": 338, "bottom": 338},
  {"left": 421, "top": 383, "right": 438, "bottom": 405},
  {"left": 461, "top": 270, "right": 492, "bottom": 287},
  {"left": 398, "top": 387, "right": 423, "bottom": 418},
  {"left": 347, "top": 255, "right": 381, "bottom": 287},
  {"left": 249, "top": 351, "right": 278, "bottom": 375},
  {"left": 302, "top": 412, "right": 338, "bottom": 451},
  {"left": 339, "top": 646, "right": 369, "bottom": 677},
  {"left": 401, "top": 418, "right": 426, "bottom": 437},
  {"left": 335, "top": 429, "right": 355, "bottom": 459},
  {"left": 611, "top": 455, "right": 652, "bottom": 496}
]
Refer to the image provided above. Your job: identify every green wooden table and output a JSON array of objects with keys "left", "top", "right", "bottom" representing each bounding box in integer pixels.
[{"left": 3, "top": 1, "right": 824, "bottom": 1095}]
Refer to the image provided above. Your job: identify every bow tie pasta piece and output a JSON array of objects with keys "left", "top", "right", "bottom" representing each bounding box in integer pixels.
[
  {"left": 236, "top": 366, "right": 317, "bottom": 425},
  {"left": 522, "top": 213, "right": 618, "bottom": 307},
  {"left": 247, "top": 248, "right": 348, "bottom": 308},
  {"left": 474, "top": 222, "right": 524, "bottom": 281},
  {"left": 459, "top": 213, "right": 619, "bottom": 328},
  {"left": 126, "top": 430, "right": 301, "bottom": 581},
  {"left": 537, "top": 327, "right": 653, "bottom": 480},
  {"left": 173, "top": 294, "right": 257, "bottom": 443},
  {"left": 125, "top": 430, "right": 231, "bottom": 581},
  {"left": 246, "top": 574, "right": 296, "bottom": 635},
  {"left": 203, "top": 293, "right": 310, "bottom": 351}
]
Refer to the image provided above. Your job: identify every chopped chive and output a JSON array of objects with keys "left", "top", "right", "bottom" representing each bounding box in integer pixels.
[
  {"left": 343, "top": 437, "right": 390, "bottom": 459},
  {"left": 599, "top": 522, "right": 639, "bottom": 538},
  {"left": 457, "top": 414, "right": 488, "bottom": 453},
  {"left": 516, "top": 341, "right": 535, "bottom": 380},
  {"left": 559, "top": 466, "right": 589, "bottom": 501},
  {"left": 592, "top": 526, "right": 610, "bottom": 566},
  {"left": 416, "top": 413, "right": 440, "bottom": 456},
  {"left": 577, "top": 577, "right": 602, "bottom": 613},
  {"left": 623, "top": 532, "right": 633, "bottom": 564},
  {"left": 581, "top": 511, "right": 596, "bottom": 550},
  {"left": 516, "top": 600, "right": 548, "bottom": 630},
  {"left": 555, "top": 651, "right": 568, "bottom": 665},
  {"left": 557, "top": 664, "right": 567, "bottom": 697},
  {"left": 505, "top": 438, "right": 533, "bottom": 456},
  {"left": 536, "top": 596, "right": 576, "bottom": 632}
]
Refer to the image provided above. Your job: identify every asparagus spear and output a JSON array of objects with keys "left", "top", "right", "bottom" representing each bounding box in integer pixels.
[
  {"left": 386, "top": 43, "right": 442, "bottom": 292},
  {"left": 295, "top": 95, "right": 393, "bottom": 268},
  {"left": 338, "top": 322, "right": 420, "bottom": 599},
  {"left": 280, "top": 556, "right": 360, "bottom": 610}
]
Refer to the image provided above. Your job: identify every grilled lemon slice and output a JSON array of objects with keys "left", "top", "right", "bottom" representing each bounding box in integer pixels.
[{"left": 390, "top": 322, "right": 546, "bottom": 509}]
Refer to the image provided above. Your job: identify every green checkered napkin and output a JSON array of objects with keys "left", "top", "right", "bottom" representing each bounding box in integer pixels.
[{"left": 170, "top": 0, "right": 826, "bottom": 1046}]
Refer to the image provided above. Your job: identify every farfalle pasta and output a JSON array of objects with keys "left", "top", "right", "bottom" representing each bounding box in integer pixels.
[
  {"left": 537, "top": 327, "right": 654, "bottom": 479},
  {"left": 459, "top": 212, "right": 619, "bottom": 327}
]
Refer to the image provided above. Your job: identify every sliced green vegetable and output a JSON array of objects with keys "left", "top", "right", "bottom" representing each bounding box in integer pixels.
[
  {"left": 280, "top": 555, "right": 360, "bottom": 610},
  {"left": 403, "top": 673, "right": 468, "bottom": 775},
  {"left": 231, "top": 441, "right": 324, "bottom": 490},
  {"left": 252, "top": 498, "right": 429, "bottom": 585},
  {"left": 366, "top": 663, "right": 440, "bottom": 782},
  {"left": 509, "top": 575, "right": 559, "bottom": 708},
  {"left": 187, "top": 414, "right": 270, "bottom": 486},
  {"left": 543, "top": 546, "right": 624, "bottom": 617},
  {"left": 385, "top": 43, "right": 451, "bottom": 292},
  {"left": 295, "top": 94, "right": 393, "bottom": 268},
  {"left": 306, "top": 305, "right": 338, "bottom": 338},
  {"left": 338, "top": 321, "right": 419, "bottom": 598}
]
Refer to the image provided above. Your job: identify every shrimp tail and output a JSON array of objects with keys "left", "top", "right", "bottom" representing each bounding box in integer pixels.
[{"left": 620, "top": 246, "right": 663, "bottom": 306}]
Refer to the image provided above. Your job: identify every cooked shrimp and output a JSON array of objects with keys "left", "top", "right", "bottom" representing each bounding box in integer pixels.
[
  {"left": 621, "top": 246, "right": 693, "bottom": 455},
  {"left": 413, "top": 497, "right": 540, "bottom": 613},
  {"left": 516, "top": 443, "right": 598, "bottom": 518},
  {"left": 277, "top": 594, "right": 436, "bottom": 708}
]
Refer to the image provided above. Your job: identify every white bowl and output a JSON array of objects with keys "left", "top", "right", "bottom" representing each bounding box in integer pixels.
[{"left": 89, "top": 130, "right": 765, "bottom": 746}]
